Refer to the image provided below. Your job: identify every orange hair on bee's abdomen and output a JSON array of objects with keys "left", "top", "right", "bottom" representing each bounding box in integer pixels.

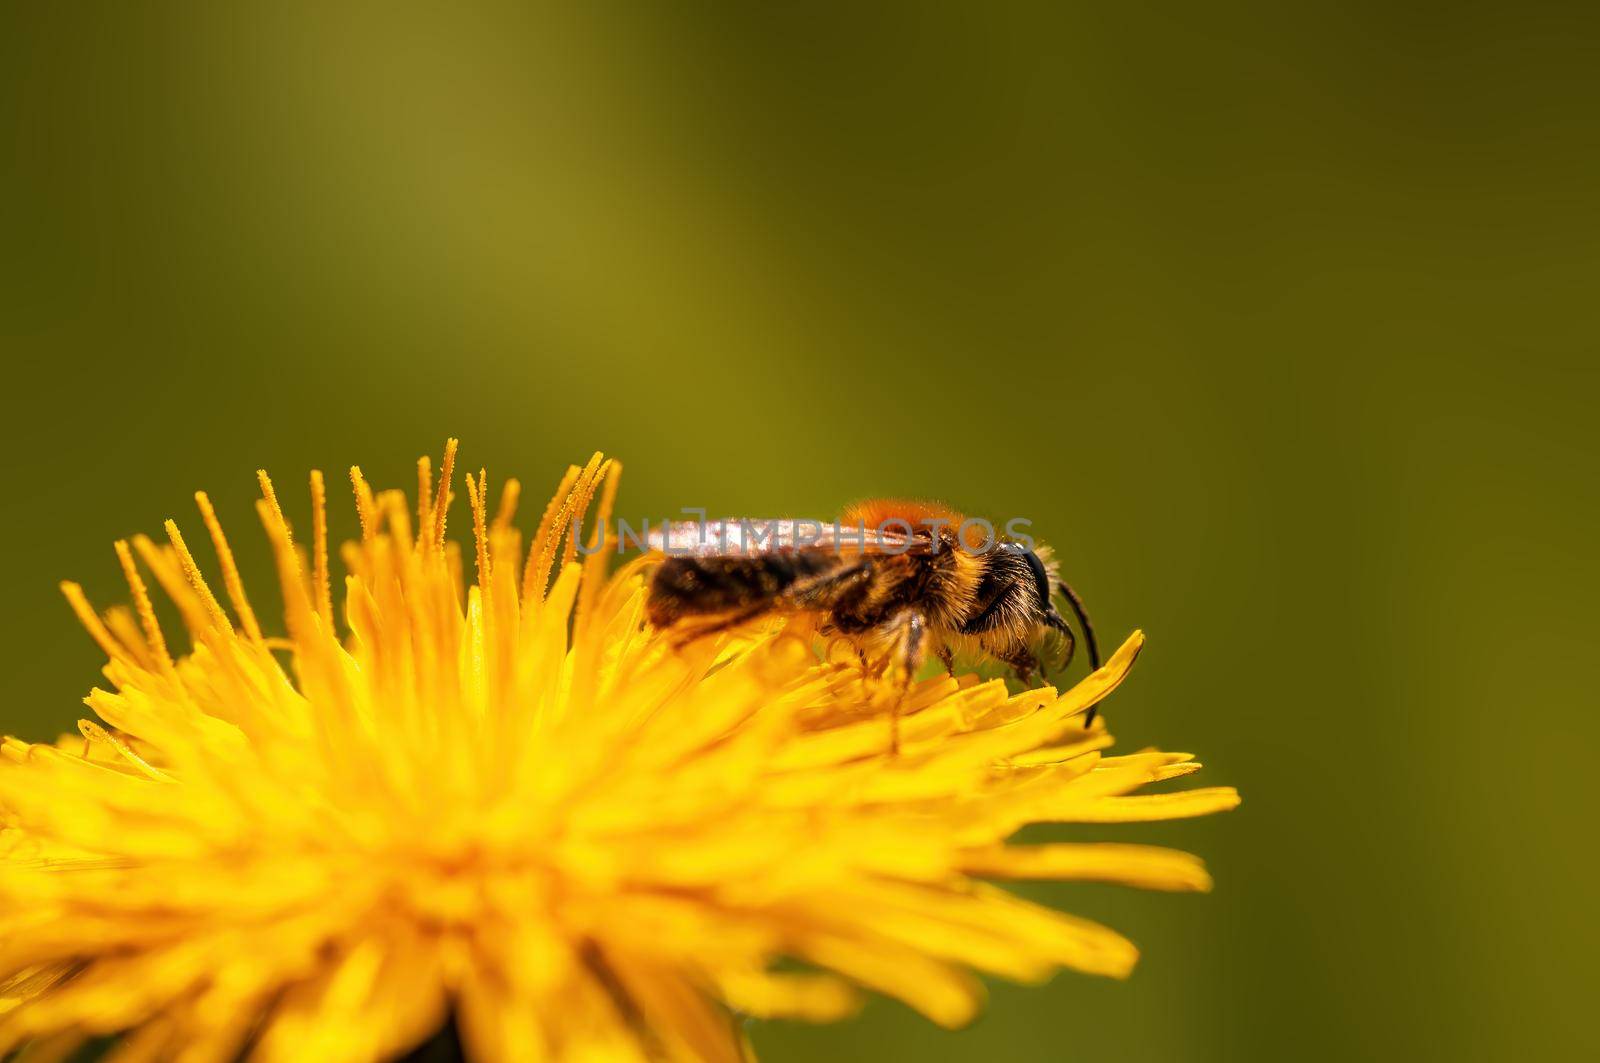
[{"left": 841, "top": 499, "right": 967, "bottom": 534}]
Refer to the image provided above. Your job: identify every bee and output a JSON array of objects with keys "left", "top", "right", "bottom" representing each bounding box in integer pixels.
[{"left": 644, "top": 500, "right": 1102, "bottom": 745}]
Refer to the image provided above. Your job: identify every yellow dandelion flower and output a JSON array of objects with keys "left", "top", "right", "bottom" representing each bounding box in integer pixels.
[{"left": 0, "top": 443, "right": 1239, "bottom": 1062}]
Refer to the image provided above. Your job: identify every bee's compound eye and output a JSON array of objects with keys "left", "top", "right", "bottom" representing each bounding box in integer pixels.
[{"left": 1020, "top": 548, "right": 1052, "bottom": 609}]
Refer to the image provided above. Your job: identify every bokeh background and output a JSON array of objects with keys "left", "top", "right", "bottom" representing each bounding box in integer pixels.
[{"left": 3, "top": 3, "right": 1596, "bottom": 1060}]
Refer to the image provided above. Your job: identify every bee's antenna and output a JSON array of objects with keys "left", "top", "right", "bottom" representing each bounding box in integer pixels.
[
  {"left": 1054, "top": 579, "right": 1100, "bottom": 673},
  {"left": 1053, "top": 577, "right": 1103, "bottom": 726}
]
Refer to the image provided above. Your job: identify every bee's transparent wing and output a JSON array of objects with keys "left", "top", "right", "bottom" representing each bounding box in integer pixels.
[{"left": 644, "top": 518, "right": 930, "bottom": 557}]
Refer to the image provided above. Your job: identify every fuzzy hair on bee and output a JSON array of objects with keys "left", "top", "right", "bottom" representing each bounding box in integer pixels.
[{"left": 644, "top": 500, "right": 1104, "bottom": 747}]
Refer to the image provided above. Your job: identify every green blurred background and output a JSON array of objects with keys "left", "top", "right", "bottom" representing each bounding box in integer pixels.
[{"left": 3, "top": 2, "right": 1595, "bottom": 1060}]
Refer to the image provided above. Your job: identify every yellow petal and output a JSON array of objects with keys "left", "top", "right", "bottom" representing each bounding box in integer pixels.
[{"left": 960, "top": 843, "right": 1214, "bottom": 891}]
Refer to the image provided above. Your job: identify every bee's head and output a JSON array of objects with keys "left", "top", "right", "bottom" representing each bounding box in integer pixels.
[
  {"left": 993, "top": 541, "right": 1055, "bottom": 614},
  {"left": 997, "top": 540, "right": 1101, "bottom": 675}
]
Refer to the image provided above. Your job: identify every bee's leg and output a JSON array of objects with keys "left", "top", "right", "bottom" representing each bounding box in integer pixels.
[
  {"left": 785, "top": 562, "right": 872, "bottom": 610},
  {"left": 1002, "top": 647, "right": 1040, "bottom": 687},
  {"left": 936, "top": 644, "right": 955, "bottom": 676},
  {"left": 668, "top": 602, "right": 774, "bottom": 646},
  {"left": 1016, "top": 645, "right": 1100, "bottom": 728},
  {"left": 883, "top": 609, "right": 926, "bottom": 756},
  {"left": 1043, "top": 612, "right": 1077, "bottom": 674}
]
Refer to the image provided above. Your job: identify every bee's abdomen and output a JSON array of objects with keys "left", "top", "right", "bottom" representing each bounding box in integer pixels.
[{"left": 647, "top": 551, "right": 840, "bottom": 624}]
